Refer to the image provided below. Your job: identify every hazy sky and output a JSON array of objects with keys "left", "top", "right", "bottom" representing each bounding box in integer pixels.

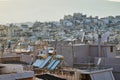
[{"left": 0, "top": 0, "right": 120, "bottom": 24}]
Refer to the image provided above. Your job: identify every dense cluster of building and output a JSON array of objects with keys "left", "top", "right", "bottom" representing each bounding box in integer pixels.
[{"left": 0, "top": 13, "right": 120, "bottom": 44}]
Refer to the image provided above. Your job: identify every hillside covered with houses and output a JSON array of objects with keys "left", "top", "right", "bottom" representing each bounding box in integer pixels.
[{"left": 0, "top": 13, "right": 120, "bottom": 45}]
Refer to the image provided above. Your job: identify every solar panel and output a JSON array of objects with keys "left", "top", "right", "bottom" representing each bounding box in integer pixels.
[
  {"left": 39, "top": 56, "right": 52, "bottom": 68},
  {"left": 50, "top": 60, "right": 60, "bottom": 70},
  {"left": 47, "top": 60, "right": 56, "bottom": 69},
  {"left": 32, "top": 59, "right": 44, "bottom": 67}
]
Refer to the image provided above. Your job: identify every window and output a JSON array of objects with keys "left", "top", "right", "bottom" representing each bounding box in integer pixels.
[{"left": 110, "top": 46, "right": 113, "bottom": 52}]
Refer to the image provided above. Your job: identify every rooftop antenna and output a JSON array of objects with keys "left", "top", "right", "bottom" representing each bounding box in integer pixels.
[
  {"left": 98, "top": 30, "right": 102, "bottom": 57},
  {"left": 97, "top": 28, "right": 102, "bottom": 57}
]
